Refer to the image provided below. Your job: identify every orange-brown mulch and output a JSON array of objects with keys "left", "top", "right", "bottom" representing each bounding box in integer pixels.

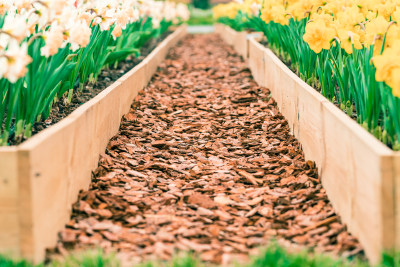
[{"left": 51, "top": 34, "right": 363, "bottom": 265}]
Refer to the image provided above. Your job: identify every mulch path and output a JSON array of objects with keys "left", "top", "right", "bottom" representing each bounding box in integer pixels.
[{"left": 51, "top": 34, "right": 363, "bottom": 265}]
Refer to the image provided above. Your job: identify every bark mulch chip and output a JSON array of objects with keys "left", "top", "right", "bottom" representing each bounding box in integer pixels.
[{"left": 50, "top": 34, "right": 363, "bottom": 265}]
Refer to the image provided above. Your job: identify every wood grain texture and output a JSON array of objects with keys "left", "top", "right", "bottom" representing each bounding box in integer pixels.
[
  {"left": 224, "top": 25, "right": 235, "bottom": 45},
  {"left": 248, "top": 38, "right": 266, "bottom": 87},
  {"left": 17, "top": 81, "right": 124, "bottom": 262},
  {"left": 117, "top": 61, "right": 147, "bottom": 116},
  {"left": 322, "top": 101, "right": 394, "bottom": 263},
  {"left": 0, "top": 25, "right": 187, "bottom": 263},
  {"left": 217, "top": 25, "right": 248, "bottom": 60},
  {"left": 233, "top": 31, "right": 247, "bottom": 59},
  {"left": 224, "top": 27, "right": 398, "bottom": 265},
  {"left": 394, "top": 152, "right": 400, "bottom": 252},
  {"left": 0, "top": 148, "right": 19, "bottom": 257},
  {"left": 296, "top": 80, "right": 327, "bottom": 173},
  {"left": 263, "top": 49, "right": 278, "bottom": 100},
  {"left": 214, "top": 23, "right": 225, "bottom": 35}
]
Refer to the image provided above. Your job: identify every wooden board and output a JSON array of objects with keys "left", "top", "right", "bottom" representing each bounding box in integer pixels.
[
  {"left": 224, "top": 25, "right": 235, "bottom": 45},
  {"left": 0, "top": 148, "right": 19, "bottom": 257},
  {"left": 233, "top": 31, "right": 248, "bottom": 59},
  {"left": 276, "top": 59, "right": 299, "bottom": 136},
  {"left": 248, "top": 38, "right": 266, "bottom": 87},
  {"left": 229, "top": 28, "right": 248, "bottom": 60},
  {"left": 215, "top": 23, "right": 225, "bottom": 35},
  {"left": 394, "top": 152, "right": 400, "bottom": 253},
  {"left": 295, "top": 78, "right": 327, "bottom": 173},
  {"left": 264, "top": 49, "right": 281, "bottom": 110},
  {"left": 321, "top": 101, "right": 394, "bottom": 263},
  {"left": 0, "top": 24, "right": 187, "bottom": 263},
  {"left": 224, "top": 29, "right": 400, "bottom": 265},
  {"left": 217, "top": 25, "right": 249, "bottom": 60},
  {"left": 117, "top": 61, "right": 147, "bottom": 115},
  {"left": 16, "top": 81, "right": 126, "bottom": 261},
  {"left": 218, "top": 25, "right": 227, "bottom": 43}
]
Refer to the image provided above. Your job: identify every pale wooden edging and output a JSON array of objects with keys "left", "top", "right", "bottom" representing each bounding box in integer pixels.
[
  {"left": 215, "top": 23, "right": 249, "bottom": 59},
  {"left": 215, "top": 24, "right": 263, "bottom": 83},
  {"left": 0, "top": 24, "right": 187, "bottom": 263},
  {"left": 217, "top": 25, "right": 400, "bottom": 264}
]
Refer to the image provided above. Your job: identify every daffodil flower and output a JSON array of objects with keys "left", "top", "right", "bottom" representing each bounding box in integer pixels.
[{"left": 0, "top": 41, "right": 31, "bottom": 83}]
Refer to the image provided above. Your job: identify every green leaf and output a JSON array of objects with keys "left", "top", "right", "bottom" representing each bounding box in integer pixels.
[{"left": 104, "top": 48, "right": 140, "bottom": 66}]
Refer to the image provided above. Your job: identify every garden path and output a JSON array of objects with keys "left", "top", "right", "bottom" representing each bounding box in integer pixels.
[{"left": 52, "top": 34, "right": 363, "bottom": 265}]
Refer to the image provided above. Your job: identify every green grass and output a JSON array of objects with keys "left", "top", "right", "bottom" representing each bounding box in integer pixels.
[
  {"left": 138, "top": 254, "right": 202, "bottom": 267},
  {"left": 187, "top": 15, "right": 214, "bottom": 25},
  {"left": 249, "top": 245, "right": 362, "bottom": 267},
  {"left": 0, "top": 250, "right": 118, "bottom": 267},
  {"left": 1, "top": 243, "right": 400, "bottom": 267},
  {"left": 0, "top": 256, "right": 33, "bottom": 267},
  {"left": 187, "top": 7, "right": 214, "bottom": 25}
]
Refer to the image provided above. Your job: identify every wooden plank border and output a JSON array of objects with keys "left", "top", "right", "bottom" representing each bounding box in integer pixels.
[
  {"left": 216, "top": 23, "right": 259, "bottom": 60},
  {"left": 217, "top": 25, "right": 400, "bottom": 265},
  {"left": 0, "top": 24, "right": 187, "bottom": 263}
]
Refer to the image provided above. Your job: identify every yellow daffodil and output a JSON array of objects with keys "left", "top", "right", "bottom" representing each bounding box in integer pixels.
[
  {"left": 217, "top": 0, "right": 400, "bottom": 101},
  {"left": 393, "top": 7, "right": 400, "bottom": 23},
  {"left": 303, "top": 20, "right": 336, "bottom": 53},
  {"left": 335, "top": 6, "right": 365, "bottom": 30},
  {"left": 260, "top": 7, "right": 274, "bottom": 24},
  {"left": 213, "top": 2, "right": 241, "bottom": 19},
  {"left": 365, "top": 16, "right": 389, "bottom": 45},
  {"left": 337, "top": 29, "right": 363, "bottom": 54},
  {"left": 373, "top": 40, "right": 400, "bottom": 96},
  {"left": 286, "top": 0, "right": 315, "bottom": 20},
  {"left": 377, "top": 2, "right": 397, "bottom": 21},
  {"left": 271, "top": 5, "right": 289, "bottom": 25},
  {"left": 391, "top": 68, "right": 400, "bottom": 97}
]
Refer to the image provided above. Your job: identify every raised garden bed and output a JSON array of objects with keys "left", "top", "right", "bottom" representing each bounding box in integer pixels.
[
  {"left": 0, "top": 25, "right": 187, "bottom": 263},
  {"left": 217, "top": 24, "right": 399, "bottom": 264}
]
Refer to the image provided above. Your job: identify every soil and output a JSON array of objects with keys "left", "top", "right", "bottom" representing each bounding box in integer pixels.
[
  {"left": 9, "top": 32, "right": 171, "bottom": 146},
  {"left": 48, "top": 34, "right": 363, "bottom": 265}
]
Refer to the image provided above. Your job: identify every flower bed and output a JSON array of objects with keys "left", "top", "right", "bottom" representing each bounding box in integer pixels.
[
  {"left": 0, "top": 1, "right": 189, "bottom": 146},
  {"left": 216, "top": 23, "right": 398, "bottom": 265},
  {"left": 0, "top": 21, "right": 187, "bottom": 264}
]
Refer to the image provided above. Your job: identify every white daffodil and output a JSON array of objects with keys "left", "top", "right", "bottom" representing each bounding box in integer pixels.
[
  {"left": 163, "top": 2, "right": 177, "bottom": 22},
  {"left": 68, "top": 20, "right": 92, "bottom": 51},
  {"left": 78, "top": 11, "right": 96, "bottom": 26},
  {"left": 115, "top": 9, "right": 130, "bottom": 29},
  {"left": 250, "top": 2, "right": 261, "bottom": 16},
  {"left": 3, "top": 41, "right": 32, "bottom": 83},
  {"left": 46, "top": 0, "right": 71, "bottom": 15},
  {"left": 27, "top": 3, "right": 50, "bottom": 32},
  {"left": 1, "top": 12, "right": 29, "bottom": 42},
  {"left": 0, "top": 0, "right": 12, "bottom": 15},
  {"left": 0, "top": 34, "right": 9, "bottom": 50},
  {"left": 176, "top": 3, "right": 190, "bottom": 21},
  {"left": 13, "top": 0, "right": 30, "bottom": 11},
  {"left": 111, "top": 24, "right": 122, "bottom": 40},
  {"left": 0, "top": 55, "right": 9, "bottom": 79},
  {"left": 40, "top": 22, "right": 65, "bottom": 57},
  {"left": 59, "top": 5, "right": 79, "bottom": 28}
]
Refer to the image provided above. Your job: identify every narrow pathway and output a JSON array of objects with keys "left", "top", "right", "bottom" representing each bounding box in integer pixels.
[{"left": 53, "top": 34, "right": 362, "bottom": 265}]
